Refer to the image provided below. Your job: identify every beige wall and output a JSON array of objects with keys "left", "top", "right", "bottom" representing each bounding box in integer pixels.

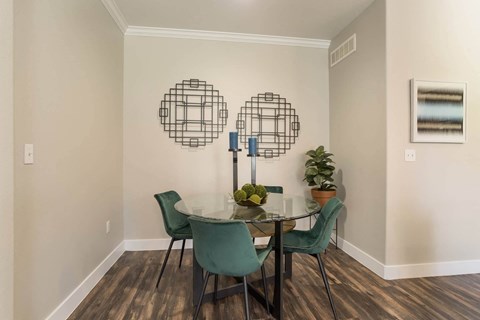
[
  {"left": 124, "top": 36, "right": 330, "bottom": 239},
  {"left": 385, "top": 0, "right": 480, "bottom": 265},
  {"left": 14, "top": 1, "right": 124, "bottom": 319},
  {"left": 0, "top": 0, "right": 14, "bottom": 318},
  {"left": 329, "top": 0, "right": 387, "bottom": 263}
]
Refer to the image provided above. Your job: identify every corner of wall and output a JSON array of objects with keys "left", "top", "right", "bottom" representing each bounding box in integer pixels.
[{"left": 0, "top": 0, "right": 14, "bottom": 318}]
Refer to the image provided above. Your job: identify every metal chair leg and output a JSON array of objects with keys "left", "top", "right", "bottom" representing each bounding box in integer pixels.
[
  {"left": 261, "top": 265, "right": 270, "bottom": 314},
  {"left": 335, "top": 219, "right": 338, "bottom": 249},
  {"left": 242, "top": 276, "right": 251, "bottom": 320},
  {"left": 316, "top": 254, "right": 338, "bottom": 320},
  {"left": 193, "top": 271, "right": 211, "bottom": 320},
  {"left": 179, "top": 239, "right": 186, "bottom": 268},
  {"left": 156, "top": 238, "right": 175, "bottom": 289},
  {"left": 214, "top": 274, "right": 219, "bottom": 304}
]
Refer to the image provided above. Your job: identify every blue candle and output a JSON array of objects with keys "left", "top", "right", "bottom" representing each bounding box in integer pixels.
[
  {"left": 248, "top": 137, "right": 257, "bottom": 155},
  {"left": 229, "top": 132, "right": 238, "bottom": 150}
]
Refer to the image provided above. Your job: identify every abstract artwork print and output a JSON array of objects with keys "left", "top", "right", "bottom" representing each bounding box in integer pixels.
[{"left": 411, "top": 79, "right": 466, "bottom": 143}]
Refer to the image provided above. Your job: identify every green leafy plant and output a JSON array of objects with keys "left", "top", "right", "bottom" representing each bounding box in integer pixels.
[{"left": 304, "top": 145, "right": 336, "bottom": 191}]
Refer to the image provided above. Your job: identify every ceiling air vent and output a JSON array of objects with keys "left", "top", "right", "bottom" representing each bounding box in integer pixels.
[{"left": 330, "top": 34, "right": 356, "bottom": 67}]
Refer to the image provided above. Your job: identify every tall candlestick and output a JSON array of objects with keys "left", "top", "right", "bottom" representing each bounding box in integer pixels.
[
  {"left": 248, "top": 137, "right": 257, "bottom": 185},
  {"left": 233, "top": 151, "right": 239, "bottom": 192},
  {"left": 228, "top": 136, "right": 241, "bottom": 193},
  {"left": 251, "top": 155, "right": 256, "bottom": 185}
]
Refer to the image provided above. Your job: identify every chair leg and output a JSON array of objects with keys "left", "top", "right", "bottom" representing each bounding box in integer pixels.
[
  {"left": 156, "top": 238, "right": 175, "bottom": 289},
  {"left": 242, "top": 276, "right": 251, "bottom": 320},
  {"left": 261, "top": 265, "right": 270, "bottom": 314},
  {"left": 193, "top": 271, "right": 211, "bottom": 320},
  {"left": 213, "top": 274, "right": 219, "bottom": 304},
  {"left": 316, "top": 254, "right": 338, "bottom": 320},
  {"left": 179, "top": 239, "right": 186, "bottom": 268}
]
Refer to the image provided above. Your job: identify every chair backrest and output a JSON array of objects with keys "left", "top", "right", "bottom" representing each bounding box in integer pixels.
[
  {"left": 310, "top": 197, "right": 344, "bottom": 251},
  {"left": 265, "top": 185, "right": 283, "bottom": 194},
  {"left": 154, "top": 191, "right": 189, "bottom": 238},
  {"left": 188, "top": 216, "right": 262, "bottom": 277}
]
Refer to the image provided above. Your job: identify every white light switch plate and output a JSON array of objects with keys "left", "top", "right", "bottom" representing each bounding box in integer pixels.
[{"left": 24, "top": 144, "right": 34, "bottom": 164}]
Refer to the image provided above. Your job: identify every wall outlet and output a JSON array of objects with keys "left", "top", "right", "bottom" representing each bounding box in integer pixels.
[
  {"left": 405, "top": 149, "right": 416, "bottom": 162},
  {"left": 106, "top": 220, "right": 110, "bottom": 234}
]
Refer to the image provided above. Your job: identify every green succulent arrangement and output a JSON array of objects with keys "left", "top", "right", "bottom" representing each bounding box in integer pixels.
[
  {"left": 304, "top": 145, "right": 336, "bottom": 191},
  {"left": 234, "top": 183, "right": 267, "bottom": 206}
]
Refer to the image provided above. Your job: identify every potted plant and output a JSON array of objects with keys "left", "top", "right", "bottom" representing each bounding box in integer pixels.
[{"left": 304, "top": 145, "right": 336, "bottom": 206}]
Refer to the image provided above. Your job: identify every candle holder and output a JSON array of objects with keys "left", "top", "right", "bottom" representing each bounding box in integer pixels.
[
  {"left": 228, "top": 148, "right": 242, "bottom": 193},
  {"left": 247, "top": 137, "right": 259, "bottom": 186},
  {"left": 247, "top": 152, "right": 259, "bottom": 186}
]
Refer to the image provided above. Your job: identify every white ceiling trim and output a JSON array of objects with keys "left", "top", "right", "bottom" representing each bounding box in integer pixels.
[
  {"left": 101, "top": 0, "right": 128, "bottom": 33},
  {"left": 100, "top": 0, "right": 329, "bottom": 49},
  {"left": 125, "top": 26, "right": 330, "bottom": 48}
]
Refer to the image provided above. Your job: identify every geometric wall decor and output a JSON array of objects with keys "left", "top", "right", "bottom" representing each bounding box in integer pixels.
[
  {"left": 159, "top": 79, "right": 228, "bottom": 148},
  {"left": 236, "top": 92, "right": 300, "bottom": 158},
  {"left": 410, "top": 79, "right": 466, "bottom": 143}
]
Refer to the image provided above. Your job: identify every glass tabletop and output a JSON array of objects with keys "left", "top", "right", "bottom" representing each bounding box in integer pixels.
[{"left": 174, "top": 193, "right": 321, "bottom": 223}]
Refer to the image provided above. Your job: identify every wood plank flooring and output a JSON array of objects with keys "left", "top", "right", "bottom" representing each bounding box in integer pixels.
[{"left": 69, "top": 246, "right": 480, "bottom": 319}]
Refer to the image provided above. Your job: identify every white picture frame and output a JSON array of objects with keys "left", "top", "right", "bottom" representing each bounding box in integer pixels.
[{"left": 411, "top": 79, "right": 467, "bottom": 143}]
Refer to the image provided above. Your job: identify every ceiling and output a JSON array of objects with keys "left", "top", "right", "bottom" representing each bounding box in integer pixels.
[{"left": 113, "top": 0, "right": 375, "bottom": 40}]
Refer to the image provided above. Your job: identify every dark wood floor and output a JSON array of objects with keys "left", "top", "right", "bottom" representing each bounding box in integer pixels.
[{"left": 69, "top": 246, "right": 480, "bottom": 320}]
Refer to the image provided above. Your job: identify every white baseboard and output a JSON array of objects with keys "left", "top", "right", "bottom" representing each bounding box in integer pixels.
[
  {"left": 124, "top": 238, "right": 193, "bottom": 251},
  {"left": 335, "top": 234, "right": 386, "bottom": 278},
  {"left": 335, "top": 234, "right": 480, "bottom": 280},
  {"left": 253, "top": 237, "right": 270, "bottom": 245},
  {"left": 383, "top": 259, "right": 480, "bottom": 280},
  {"left": 45, "top": 242, "right": 125, "bottom": 320}
]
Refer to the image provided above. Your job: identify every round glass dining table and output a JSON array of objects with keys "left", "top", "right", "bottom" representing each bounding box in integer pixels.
[
  {"left": 174, "top": 192, "right": 320, "bottom": 222},
  {"left": 174, "top": 193, "right": 321, "bottom": 320}
]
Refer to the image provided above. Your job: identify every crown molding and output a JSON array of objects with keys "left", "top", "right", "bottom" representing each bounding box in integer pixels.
[
  {"left": 101, "top": 0, "right": 128, "bottom": 34},
  {"left": 101, "top": 0, "right": 330, "bottom": 48},
  {"left": 125, "top": 26, "right": 330, "bottom": 49}
]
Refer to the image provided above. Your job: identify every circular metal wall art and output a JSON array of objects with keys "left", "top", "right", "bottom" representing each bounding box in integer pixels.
[
  {"left": 158, "top": 79, "right": 228, "bottom": 148},
  {"left": 236, "top": 92, "right": 300, "bottom": 158}
]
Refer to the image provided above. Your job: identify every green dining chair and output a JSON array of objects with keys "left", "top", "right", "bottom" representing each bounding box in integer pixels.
[
  {"left": 153, "top": 191, "right": 192, "bottom": 290},
  {"left": 264, "top": 185, "right": 283, "bottom": 194},
  {"left": 188, "top": 216, "right": 272, "bottom": 320},
  {"left": 270, "top": 197, "right": 344, "bottom": 320}
]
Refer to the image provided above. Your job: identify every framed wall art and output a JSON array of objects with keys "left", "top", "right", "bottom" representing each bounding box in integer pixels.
[{"left": 411, "top": 79, "right": 467, "bottom": 143}]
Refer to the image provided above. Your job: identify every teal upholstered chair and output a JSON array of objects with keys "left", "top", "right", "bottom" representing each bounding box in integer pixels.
[
  {"left": 264, "top": 185, "right": 283, "bottom": 194},
  {"left": 270, "top": 197, "right": 344, "bottom": 320},
  {"left": 188, "top": 216, "right": 272, "bottom": 320},
  {"left": 153, "top": 191, "right": 192, "bottom": 289}
]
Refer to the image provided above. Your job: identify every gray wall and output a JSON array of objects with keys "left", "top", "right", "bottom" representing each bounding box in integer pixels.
[
  {"left": 13, "top": 0, "right": 124, "bottom": 318},
  {"left": 331, "top": 0, "right": 480, "bottom": 272},
  {"left": 329, "top": 0, "right": 387, "bottom": 263},
  {"left": 123, "top": 36, "right": 330, "bottom": 240},
  {"left": 385, "top": 0, "right": 480, "bottom": 266}
]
